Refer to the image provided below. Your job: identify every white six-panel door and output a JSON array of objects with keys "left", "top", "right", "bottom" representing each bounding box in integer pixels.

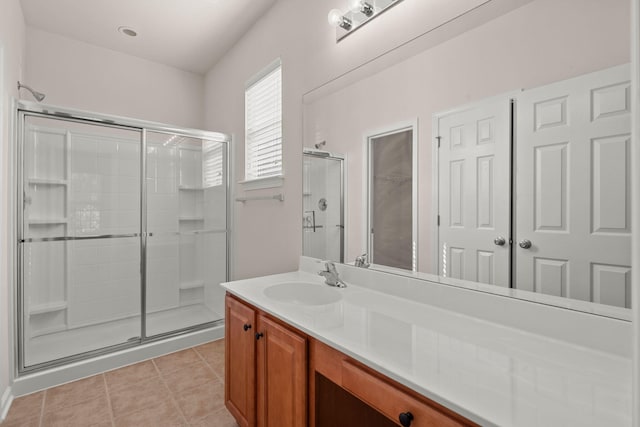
[
  {"left": 515, "top": 64, "right": 631, "bottom": 307},
  {"left": 437, "top": 97, "right": 512, "bottom": 286}
]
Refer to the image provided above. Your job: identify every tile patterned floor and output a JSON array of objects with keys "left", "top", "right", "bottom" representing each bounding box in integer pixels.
[{"left": 2, "top": 339, "right": 238, "bottom": 427}]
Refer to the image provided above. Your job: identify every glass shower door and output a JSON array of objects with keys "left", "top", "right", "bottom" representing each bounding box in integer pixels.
[
  {"left": 145, "top": 131, "right": 227, "bottom": 337},
  {"left": 20, "top": 114, "right": 142, "bottom": 368},
  {"left": 302, "top": 152, "right": 344, "bottom": 263}
]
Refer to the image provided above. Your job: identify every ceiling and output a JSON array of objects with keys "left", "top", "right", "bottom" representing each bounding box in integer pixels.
[{"left": 20, "top": 0, "right": 278, "bottom": 75}]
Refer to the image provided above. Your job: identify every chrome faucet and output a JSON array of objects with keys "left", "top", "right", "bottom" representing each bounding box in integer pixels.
[
  {"left": 354, "top": 253, "right": 370, "bottom": 268},
  {"left": 318, "top": 261, "right": 347, "bottom": 288}
]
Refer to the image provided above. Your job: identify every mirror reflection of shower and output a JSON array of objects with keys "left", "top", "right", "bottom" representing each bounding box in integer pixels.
[
  {"left": 17, "top": 81, "right": 46, "bottom": 102},
  {"left": 303, "top": 150, "right": 344, "bottom": 263}
]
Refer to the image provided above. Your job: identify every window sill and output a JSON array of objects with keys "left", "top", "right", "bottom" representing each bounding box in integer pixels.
[{"left": 238, "top": 175, "right": 284, "bottom": 191}]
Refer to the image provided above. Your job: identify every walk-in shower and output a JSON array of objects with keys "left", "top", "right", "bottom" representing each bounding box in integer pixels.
[
  {"left": 16, "top": 101, "right": 230, "bottom": 373},
  {"left": 302, "top": 150, "right": 344, "bottom": 263}
]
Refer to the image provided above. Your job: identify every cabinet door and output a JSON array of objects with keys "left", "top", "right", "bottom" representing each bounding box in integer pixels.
[
  {"left": 225, "top": 296, "right": 256, "bottom": 427},
  {"left": 256, "top": 315, "right": 307, "bottom": 427}
]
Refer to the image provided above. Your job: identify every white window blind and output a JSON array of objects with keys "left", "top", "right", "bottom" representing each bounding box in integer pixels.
[
  {"left": 203, "top": 140, "right": 224, "bottom": 187},
  {"left": 245, "top": 61, "right": 282, "bottom": 181}
]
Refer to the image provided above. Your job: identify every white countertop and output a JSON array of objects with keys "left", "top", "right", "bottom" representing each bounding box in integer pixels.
[{"left": 221, "top": 265, "right": 631, "bottom": 427}]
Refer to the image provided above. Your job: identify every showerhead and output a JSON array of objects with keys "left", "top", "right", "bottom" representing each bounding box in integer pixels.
[{"left": 17, "top": 81, "right": 46, "bottom": 102}]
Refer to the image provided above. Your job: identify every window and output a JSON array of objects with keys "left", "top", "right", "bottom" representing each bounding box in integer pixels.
[{"left": 245, "top": 59, "right": 282, "bottom": 182}]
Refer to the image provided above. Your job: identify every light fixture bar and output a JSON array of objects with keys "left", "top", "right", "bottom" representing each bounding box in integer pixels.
[{"left": 329, "top": 0, "right": 405, "bottom": 42}]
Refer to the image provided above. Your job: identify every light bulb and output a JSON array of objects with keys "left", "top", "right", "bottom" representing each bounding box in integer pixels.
[
  {"left": 327, "top": 9, "right": 344, "bottom": 27},
  {"left": 349, "top": 0, "right": 363, "bottom": 10}
]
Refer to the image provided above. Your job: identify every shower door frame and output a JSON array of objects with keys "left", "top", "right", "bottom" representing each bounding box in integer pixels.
[{"left": 14, "top": 100, "right": 232, "bottom": 375}]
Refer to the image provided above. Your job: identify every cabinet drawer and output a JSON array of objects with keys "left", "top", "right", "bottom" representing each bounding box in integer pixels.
[{"left": 341, "top": 361, "right": 470, "bottom": 427}]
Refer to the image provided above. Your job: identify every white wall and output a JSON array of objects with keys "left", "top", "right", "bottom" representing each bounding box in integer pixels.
[
  {"left": 25, "top": 27, "right": 205, "bottom": 129},
  {"left": 0, "top": 0, "right": 25, "bottom": 417},
  {"left": 203, "top": 0, "right": 529, "bottom": 279},
  {"left": 304, "top": 0, "right": 630, "bottom": 272}
]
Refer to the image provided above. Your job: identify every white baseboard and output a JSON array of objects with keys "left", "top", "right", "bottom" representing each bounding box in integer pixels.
[{"left": 0, "top": 386, "right": 14, "bottom": 422}]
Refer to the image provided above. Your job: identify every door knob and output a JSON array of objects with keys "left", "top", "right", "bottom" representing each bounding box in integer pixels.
[
  {"left": 494, "top": 236, "right": 506, "bottom": 246},
  {"left": 243, "top": 324, "right": 252, "bottom": 331},
  {"left": 255, "top": 332, "right": 264, "bottom": 340},
  {"left": 519, "top": 239, "right": 532, "bottom": 249}
]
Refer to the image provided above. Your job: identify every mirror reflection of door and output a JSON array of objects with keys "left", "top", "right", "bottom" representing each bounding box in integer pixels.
[
  {"left": 368, "top": 128, "right": 415, "bottom": 271},
  {"left": 437, "top": 97, "right": 512, "bottom": 287},
  {"left": 436, "top": 64, "right": 631, "bottom": 308},
  {"left": 302, "top": 151, "right": 344, "bottom": 262},
  {"left": 515, "top": 64, "right": 631, "bottom": 308}
]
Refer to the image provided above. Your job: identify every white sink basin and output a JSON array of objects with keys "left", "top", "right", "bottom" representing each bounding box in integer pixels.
[{"left": 263, "top": 282, "right": 342, "bottom": 306}]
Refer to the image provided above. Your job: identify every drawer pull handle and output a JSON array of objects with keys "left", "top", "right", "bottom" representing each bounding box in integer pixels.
[
  {"left": 255, "top": 332, "right": 264, "bottom": 340},
  {"left": 399, "top": 412, "right": 414, "bottom": 427},
  {"left": 243, "top": 323, "right": 252, "bottom": 331}
]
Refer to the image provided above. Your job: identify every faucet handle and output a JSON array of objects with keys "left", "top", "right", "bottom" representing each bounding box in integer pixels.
[
  {"left": 323, "top": 260, "right": 337, "bottom": 272},
  {"left": 355, "top": 253, "right": 370, "bottom": 268}
]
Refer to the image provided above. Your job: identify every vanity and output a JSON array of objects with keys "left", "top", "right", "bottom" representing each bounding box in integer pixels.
[{"left": 222, "top": 257, "right": 631, "bottom": 427}]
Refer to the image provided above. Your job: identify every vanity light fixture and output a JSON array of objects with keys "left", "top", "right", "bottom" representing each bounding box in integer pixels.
[
  {"left": 328, "top": 9, "right": 353, "bottom": 30},
  {"left": 349, "top": 0, "right": 374, "bottom": 17},
  {"left": 328, "top": 0, "right": 404, "bottom": 42}
]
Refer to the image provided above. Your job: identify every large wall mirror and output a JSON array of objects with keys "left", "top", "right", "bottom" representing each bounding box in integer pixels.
[{"left": 302, "top": 0, "right": 631, "bottom": 318}]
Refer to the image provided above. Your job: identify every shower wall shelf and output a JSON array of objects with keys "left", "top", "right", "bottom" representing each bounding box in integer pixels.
[
  {"left": 179, "top": 280, "right": 205, "bottom": 290},
  {"left": 28, "top": 178, "right": 68, "bottom": 185},
  {"left": 28, "top": 218, "right": 68, "bottom": 224},
  {"left": 179, "top": 216, "right": 205, "bottom": 221},
  {"left": 23, "top": 124, "right": 71, "bottom": 339},
  {"left": 177, "top": 145, "right": 207, "bottom": 310},
  {"left": 29, "top": 301, "right": 68, "bottom": 316}
]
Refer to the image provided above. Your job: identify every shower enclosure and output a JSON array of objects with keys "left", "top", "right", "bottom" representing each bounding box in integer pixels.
[
  {"left": 302, "top": 150, "right": 344, "bottom": 262},
  {"left": 16, "top": 102, "right": 230, "bottom": 372}
]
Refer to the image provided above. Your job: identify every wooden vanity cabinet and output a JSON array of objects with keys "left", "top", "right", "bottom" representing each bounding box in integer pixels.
[
  {"left": 225, "top": 294, "right": 307, "bottom": 427},
  {"left": 225, "top": 295, "right": 256, "bottom": 427},
  {"left": 310, "top": 340, "right": 476, "bottom": 427},
  {"left": 226, "top": 293, "right": 475, "bottom": 427},
  {"left": 256, "top": 314, "right": 307, "bottom": 427}
]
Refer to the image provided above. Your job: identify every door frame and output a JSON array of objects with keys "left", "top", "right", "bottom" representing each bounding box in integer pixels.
[{"left": 363, "top": 119, "right": 418, "bottom": 272}]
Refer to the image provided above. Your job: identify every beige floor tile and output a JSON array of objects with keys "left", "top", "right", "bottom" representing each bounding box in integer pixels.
[
  {"left": 194, "top": 339, "right": 224, "bottom": 357},
  {"left": 1, "top": 415, "right": 41, "bottom": 427},
  {"left": 4, "top": 342, "right": 232, "bottom": 427},
  {"left": 108, "top": 376, "right": 171, "bottom": 418},
  {"left": 190, "top": 407, "right": 239, "bottom": 427},
  {"left": 104, "top": 360, "right": 158, "bottom": 393},
  {"left": 174, "top": 381, "right": 225, "bottom": 423},
  {"left": 195, "top": 342, "right": 225, "bottom": 378},
  {"left": 3, "top": 391, "right": 43, "bottom": 423},
  {"left": 153, "top": 349, "right": 201, "bottom": 375},
  {"left": 161, "top": 361, "right": 220, "bottom": 396},
  {"left": 41, "top": 394, "right": 111, "bottom": 427},
  {"left": 113, "top": 400, "right": 186, "bottom": 427},
  {"left": 44, "top": 375, "right": 107, "bottom": 411}
]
